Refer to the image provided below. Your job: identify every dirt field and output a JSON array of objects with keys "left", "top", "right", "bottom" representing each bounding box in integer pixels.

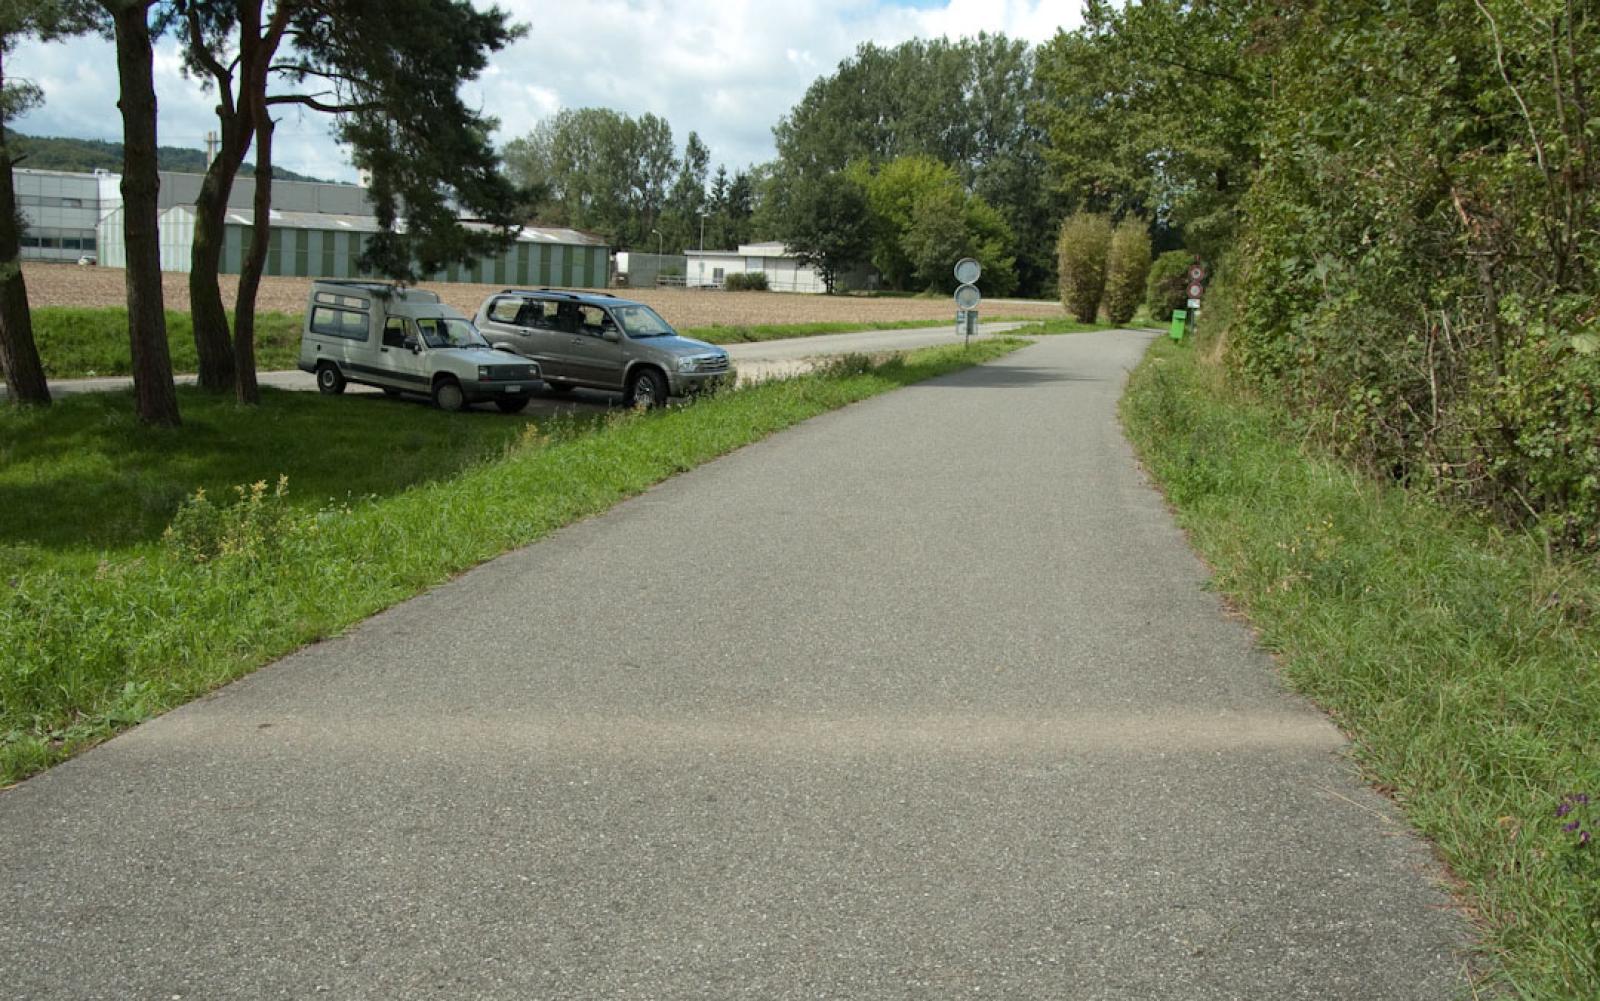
[{"left": 22, "top": 262, "right": 1064, "bottom": 328}]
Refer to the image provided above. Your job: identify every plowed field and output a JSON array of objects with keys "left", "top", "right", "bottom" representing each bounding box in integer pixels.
[{"left": 23, "top": 263, "right": 1064, "bottom": 328}]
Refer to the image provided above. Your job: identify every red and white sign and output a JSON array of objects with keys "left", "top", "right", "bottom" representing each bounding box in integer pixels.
[
  {"left": 1187, "top": 282, "right": 1204, "bottom": 298},
  {"left": 1188, "top": 265, "right": 1206, "bottom": 283}
]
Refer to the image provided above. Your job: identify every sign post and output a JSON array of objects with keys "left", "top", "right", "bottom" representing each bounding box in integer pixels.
[
  {"left": 1185, "top": 263, "right": 1206, "bottom": 334},
  {"left": 953, "top": 258, "right": 982, "bottom": 347}
]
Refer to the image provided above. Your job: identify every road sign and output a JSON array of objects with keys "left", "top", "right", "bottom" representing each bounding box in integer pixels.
[
  {"left": 1187, "top": 297, "right": 1202, "bottom": 309},
  {"left": 1187, "top": 282, "right": 1204, "bottom": 298},
  {"left": 954, "top": 283, "right": 981, "bottom": 310},
  {"left": 1188, "top": 265, "right": 1206, "bottom": 283},
  {"left": 954, "top": 258, "right": 982, "bottom": 285}
]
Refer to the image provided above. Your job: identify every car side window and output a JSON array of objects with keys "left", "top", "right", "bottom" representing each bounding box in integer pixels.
[
  {"left": 486, "top": 297, "right": 522, "bottom": 324},
  {"left": 382, "top": 317, "right": 409, "bottom": 348},
  {"left": 521, "top": 300, "right": 554, "bottom": 329},
  {"left": 578, "top": 305, "right": 608, "bottom": 336}
]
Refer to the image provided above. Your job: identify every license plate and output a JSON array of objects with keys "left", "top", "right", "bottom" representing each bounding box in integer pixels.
[{"left": 505, "top": 385, "right": 524, "bottom": 393}]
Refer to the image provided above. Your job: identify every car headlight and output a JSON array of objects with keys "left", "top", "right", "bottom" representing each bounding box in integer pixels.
[
  {"left": 677, "top": 356, "right": 699, "bottom": 372},
  {"left": 477, "top": 365, "right": 492, "bottom": 381}
]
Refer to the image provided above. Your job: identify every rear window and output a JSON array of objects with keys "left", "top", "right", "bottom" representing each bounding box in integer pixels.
[{"left": 309, "top": 306, "right": 369, "bottom": 341}]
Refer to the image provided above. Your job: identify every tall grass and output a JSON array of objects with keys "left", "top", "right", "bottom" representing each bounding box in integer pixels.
[
  {"left": 1121, "top": 339, "right": 1600, "bottom": 998},
  {"left": 0, "top": 339, "right": 1026, "bottom": 785}
]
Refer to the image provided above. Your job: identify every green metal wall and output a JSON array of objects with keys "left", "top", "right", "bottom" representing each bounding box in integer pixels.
[{"left": 219, "top": 224, "right": 607, "bottom": 287}]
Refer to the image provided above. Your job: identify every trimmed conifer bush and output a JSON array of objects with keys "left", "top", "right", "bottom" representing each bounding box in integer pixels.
[
  {"left": 1145, "top": 250, "right": 1193, "bottom": 322},
  {"left": 1104, "top": 219, "right": 1152, "bottom": 325},
  {"left": 1056, "top": 213, "right": 1112, "bottom": 322}
]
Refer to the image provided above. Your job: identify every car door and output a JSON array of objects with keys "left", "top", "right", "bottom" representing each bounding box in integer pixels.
[
  {"left": 375, "top": 317, "right": 431, "bottom": 392},
  {"left": 563, "top": 304, "right": 626, "bottom": 388}
]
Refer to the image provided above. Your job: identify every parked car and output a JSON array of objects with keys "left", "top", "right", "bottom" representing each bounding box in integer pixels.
[
  {"left": 76, "top": 254, "right": 97, "bottom": 266},
  {"left": 473, "top": 288, "right": 732, "bottom": 407},
  {"left": 297, "top": 280, "right": 542, "bottom": 412}
]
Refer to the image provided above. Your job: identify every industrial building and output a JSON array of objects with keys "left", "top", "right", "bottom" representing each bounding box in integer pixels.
[{"left": 14, "top": 167, "right": 609, "bottom": 287}]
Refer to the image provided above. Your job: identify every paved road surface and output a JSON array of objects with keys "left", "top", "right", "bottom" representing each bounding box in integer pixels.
[
  {"left": 4, "top": 322, "right": 1025, "bottom": 408},
  {"left": 0, "top": 330, "right": 1468, "bottom": 999}
]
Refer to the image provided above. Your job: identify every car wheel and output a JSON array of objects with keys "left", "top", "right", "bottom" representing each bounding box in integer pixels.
[
  {"left": 495, "top": 396, "right": 530, "bottom": 414},
  {"left": 316, "top": 363, "right": 345, "bottom": 395},
  {"left": 624, "top": 367, "right": 667, "bottom": 409},
  {"left": 433, "top": 378, "right": 467, "bottom": 412}
]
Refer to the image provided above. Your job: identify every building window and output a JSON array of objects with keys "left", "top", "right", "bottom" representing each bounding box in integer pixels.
[{"left": 713, "top": 267, "right": 725, "bottom": 283}]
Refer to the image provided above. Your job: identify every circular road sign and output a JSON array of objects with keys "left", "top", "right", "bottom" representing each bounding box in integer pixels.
[
  {"left": 954, "top": 283, "right": 982, "bottom": 310},
  {"left": 1187, "top": 282, "right": 1204, "bottom": 298},
  {"left": 954, "top": 257, "right": 982, "bottom": 285},
  {"left": 1187, "top": 264, "right": 1206, "bottom": 283}
]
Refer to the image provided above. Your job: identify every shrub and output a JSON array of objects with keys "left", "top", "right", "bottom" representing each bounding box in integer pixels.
[
  {"left": 723, "top": 272, "right": 769, "bottom": 292},
  {"left": 1056, "top": 213, "right": 1112, "bottom": 322},
  {"left": 1146, "top": 250, "right": 1193, "bottom": 322},
  {"left": 1104, "top": 219, "right": 1153, "bottom": 325}
]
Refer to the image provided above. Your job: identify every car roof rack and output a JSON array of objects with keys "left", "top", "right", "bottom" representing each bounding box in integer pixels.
[
  {"left": 498, "top": 287, "right": 618, "bottom": 300},
  {"left": 313, "top": 279, "right": 441, "bottom": 303}
]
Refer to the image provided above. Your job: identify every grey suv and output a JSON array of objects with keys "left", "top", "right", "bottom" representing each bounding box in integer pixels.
[{"left": 473, "top": 289, "right": 732, "bottom": 407}]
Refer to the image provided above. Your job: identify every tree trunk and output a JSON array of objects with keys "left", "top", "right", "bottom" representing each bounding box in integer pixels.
[
  {"left": 0, "top": 51, "right": 52, "bottom": 407},
  {"left": 187, "top": 113, "right": 250, "bottom": 393},
  {"left": 111, "top": 1, "right": 180, "bottom": 426},
  {"left": 233, "top": 95, "right": 272, "bottom": 405}
]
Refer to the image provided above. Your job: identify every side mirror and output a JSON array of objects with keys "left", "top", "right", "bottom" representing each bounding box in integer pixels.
[
  {"left": 404, "top": 336, "right": 420, "bottom": 353},
  {"left": 601, "top": 325, "right": 621, "bottom": 342}
]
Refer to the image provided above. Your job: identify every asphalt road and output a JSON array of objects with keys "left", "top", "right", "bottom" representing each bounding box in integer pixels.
[{"left": 0, "top": 330, "right": 1469, "bottom": 999}]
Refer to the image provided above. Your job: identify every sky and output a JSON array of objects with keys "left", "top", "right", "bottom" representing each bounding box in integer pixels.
[{"left": 7, "top": 0, "right": 1081, "bottom": 184}]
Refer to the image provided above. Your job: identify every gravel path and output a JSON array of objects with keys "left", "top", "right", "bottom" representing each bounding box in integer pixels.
[{"left": 0, "top": 330, "right": 1469, "bottom": 999}]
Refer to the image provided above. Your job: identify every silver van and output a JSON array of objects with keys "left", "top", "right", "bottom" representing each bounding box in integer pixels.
[
  {"left": 297, "top": 280, "right": 542, "bottom": 413},
  {"left": 472, "top": 289, "right": 732, "bottom": 408}
]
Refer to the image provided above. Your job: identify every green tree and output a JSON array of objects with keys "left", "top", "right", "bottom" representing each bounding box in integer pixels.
[
  {"left": 1103, "top": 218, "right": 1152, "bottom": 325},
  {"left": 775, "top": 171, "right": 871, "bottom": 294},
  {"left": 1056, "top": 212, "right": 1111, "bottom": 322},
  {"left": 0, "top": 0, "right": 100, "bottom": 407},
  {"left": 100, "top": 0, "right": 180, "bottom": 426}
]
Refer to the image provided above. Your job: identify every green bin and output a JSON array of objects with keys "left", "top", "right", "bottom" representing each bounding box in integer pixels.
[{"left": 1169, "top": 309, "right": 1187, "bottom": 342}]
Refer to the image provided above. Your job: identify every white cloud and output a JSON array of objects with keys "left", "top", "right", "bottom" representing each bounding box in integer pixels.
[{"left": 6, "top": 0, "right": 1081, "bottom": 184}]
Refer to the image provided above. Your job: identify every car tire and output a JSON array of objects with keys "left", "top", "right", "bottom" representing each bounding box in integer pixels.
[
  {"left": 433, "top": 377, "right": 467, "bottom": 412},
  {"left": 495, "top": 396, "right": 530, "bottom": 414},
  {"left": 624, "top": 367, "right": 667, "bottom": 409},
  {"left": 316, "top": 363, "right": 346, "bottom": 395}
]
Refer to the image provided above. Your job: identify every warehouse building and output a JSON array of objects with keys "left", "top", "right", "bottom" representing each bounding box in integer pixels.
[{"left": 14, "top": 167, "right": 609, "bottom": 287}]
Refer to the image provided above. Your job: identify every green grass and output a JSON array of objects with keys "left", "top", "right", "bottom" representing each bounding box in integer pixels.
[
  {"left": 0, "top": 338, "right": 1027, "bottom": 785},
  {"left": 30, "top": 307, "right": 302, "bottom": 379},
  {"left": 1007, "top": 317, "right": 1108, "bottom": 336},
  {"left": 1121, "top": 339, "right": 1600, "bottom": 998}
]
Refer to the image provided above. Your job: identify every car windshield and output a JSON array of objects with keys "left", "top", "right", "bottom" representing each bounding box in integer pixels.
[
  {"left": 415, "top": 316, "right": 487, "bottom": 350},
  {"left": 613, "top": 304, "right": 676, "bottom": 338}
]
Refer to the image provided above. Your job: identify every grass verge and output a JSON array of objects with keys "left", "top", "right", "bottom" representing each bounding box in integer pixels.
[
  {"left": 30, "top": 307, "right": 302, "bottom": 379},
  {"left": 1121, "top": 338, "right": 1600, "bottom": 998},
  {"left": 0, "top": 338, "right": 1027, "bottom": 785}
]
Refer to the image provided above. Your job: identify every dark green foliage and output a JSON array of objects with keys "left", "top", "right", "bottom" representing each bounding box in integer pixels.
[
  {"left": 722, "top": 272, "right": 767, "bottom": 292},
  {"left": 1145, "top": 250, "right": 1192, "bottom": 322},
  {"left": 772, "top": 34, "right": 1050, "bottom": 295},
  {"left": 4, "top": 130, "right": 324, "bottom": 180},
  {"left": 1103, "top": 218, "right": 1151, "bottom": 325},
  {"left": 773, "top": 171, "right": 872, "bottom": 294},
  {"left": 1055, "top": 212, "right": 1111, "bottom": 322}
]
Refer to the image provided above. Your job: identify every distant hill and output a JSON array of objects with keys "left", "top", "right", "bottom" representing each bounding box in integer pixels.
[{"left": 5, "top": 131, "right": 329, "bottom": 183}]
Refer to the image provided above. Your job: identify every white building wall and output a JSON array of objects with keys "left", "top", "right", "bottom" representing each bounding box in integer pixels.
[
  {"left": 158, "top": 207, "right": 196, "bottom": 272},
  {"left": 14, "top": 169, "right": 103, "bottom": 261}
]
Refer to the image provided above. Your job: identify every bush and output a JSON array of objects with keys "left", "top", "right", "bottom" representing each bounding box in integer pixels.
[
  {"left": 1104, "top": 219, "right": 1152, "bottom": 325},
  {"left": 1146, "top": 250, "right": 1193, "bottom": 322},
  {"left": 1056, "top": 213, "right": 1112, "bottom": 322},
  {"left": 723, "top": 272, "right": 769, "bottom": 292}
]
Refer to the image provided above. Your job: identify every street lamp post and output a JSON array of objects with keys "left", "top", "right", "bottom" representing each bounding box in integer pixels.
[
  {"left": 698, "top": 212, "right": 707, "bottom": 252},
  {"left": 652, "top": 228, "right": 662, "bottom": 258}
]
